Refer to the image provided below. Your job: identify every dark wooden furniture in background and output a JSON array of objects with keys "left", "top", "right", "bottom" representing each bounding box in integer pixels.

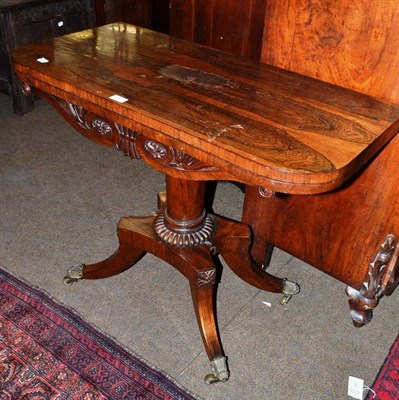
[
  {"left": 0, "top": 0, "right": 95, "bottom": 115},
  {"left": 169, "top": 0, "right": 266, "bottom": 60},
  {"left": 94, "top": 0, "right": 169, "bottom": 33},
  {"left": 13, "top": 23, "right": 399, "bottom": 382},
  {"left": 243, "top": 0, "right": 399, "bottom": 326}
]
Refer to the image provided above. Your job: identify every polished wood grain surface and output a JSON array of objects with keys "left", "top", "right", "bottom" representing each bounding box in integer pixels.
[
  {"left": 262, "top": 0, "right": 399, "bottom": 104},
  {"left": 11, "top": 21, "right": 399, "bottom": 378},
  {"left": 13, "top": 23, "right": 399, "bottom": 193},
  {"left": 244, "top": 1, "right": 399, "bottom": 326}
]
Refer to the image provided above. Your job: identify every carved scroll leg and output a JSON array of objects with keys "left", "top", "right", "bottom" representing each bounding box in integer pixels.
[
  {"left": 346, "top": 234, "right": 398, "bottom": 327},
  {"left": 346, "top": 286, "right": 379, "bottom": 327},
  {"left": 63, "top": 221, "right": 146, "bottom": 285},
  {"left": 190, "top": 281, "right": 229, "bottom": 384}
]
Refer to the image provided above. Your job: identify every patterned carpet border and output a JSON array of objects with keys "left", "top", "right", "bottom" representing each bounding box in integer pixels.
[
  {"left": 0, "top": 268, "right": 202, "bottom": 399},
  {"left": 366, "top": 333, "right": 399, "bottom": 400}
]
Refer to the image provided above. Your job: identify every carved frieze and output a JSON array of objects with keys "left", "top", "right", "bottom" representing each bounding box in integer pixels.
[
  {"left": 114, "top": 121, "right": 218, "bottom": 172},
  {"left": 144, "top": 140, "right": 168, "bottom": 159},
  {"left": 49, "top": 95, "right": 117, "bottom": 144},
  {"left": 139, "top": 138, "right": 218, "bottom": 172},
  {"left": 65, "top": 102, "right": 90, "bottom": 130},
  {"left": 92, "top": 118, "right": 112, "bottom": 136},
  {"left": 30, "top": 90, "right": 222, "bottom": 177},
  {"left": 116, "top": 123, "right": 140, "bottom": 159}
]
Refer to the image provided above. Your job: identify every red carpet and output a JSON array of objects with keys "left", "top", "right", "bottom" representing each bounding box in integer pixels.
[
  {"left": 366, "top": 333, "right": 399, "bottom": 400},
  {"left": 0, "top": 268, "right": 200, "bottom": 399}
]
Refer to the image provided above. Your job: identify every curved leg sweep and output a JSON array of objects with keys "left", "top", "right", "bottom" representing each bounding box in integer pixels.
[
  {"left": 190, "top": 282, "right": 229, "bottom": 384},
  {"left": 63, "top": 177, "right": 299, "bottom": 382},
  {"left": 63, "top": 220, "right": 146, "bottom": 284},
  {"left": 212, "top": 216, "right": 299, "bottom": 303}
]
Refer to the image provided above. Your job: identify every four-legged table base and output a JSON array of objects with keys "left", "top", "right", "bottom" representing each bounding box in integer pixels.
[{"left": 63, "top": 184, "right": 299, "bottom": 383}]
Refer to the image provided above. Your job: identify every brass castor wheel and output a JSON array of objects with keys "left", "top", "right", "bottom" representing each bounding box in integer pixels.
[
  {"left": 204, "top": 373, "right": 229, "bottom": 384},
  {"left": 280, "top": 279, "right": 300, "bottom": 305},
  {"left": 63, "top": 265, "right": 84, "bottom": 286},
  {"left": 204, "top": 356, "right": 229, "bottom": 384}
]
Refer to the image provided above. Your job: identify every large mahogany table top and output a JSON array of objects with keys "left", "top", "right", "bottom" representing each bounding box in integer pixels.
[{"left": 13, "top": 23, "right": 399, "bottom": 194}]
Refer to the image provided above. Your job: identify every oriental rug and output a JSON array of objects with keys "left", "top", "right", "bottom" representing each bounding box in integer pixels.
[
  {"left": 0, "top": 268, "right": 200, "bottom": 399},
  {"left": 366, "top": 333, "right": 399, "bottom": 400}
]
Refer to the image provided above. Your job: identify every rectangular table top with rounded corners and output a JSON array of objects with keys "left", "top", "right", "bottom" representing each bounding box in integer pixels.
[{"left": 12, "top": 23, "right": 399, "bottom": 194}]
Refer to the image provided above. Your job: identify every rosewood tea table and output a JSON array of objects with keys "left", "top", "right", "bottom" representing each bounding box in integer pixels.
[{"left": 12, "top": 23, "right": 399, "bottom": 383}]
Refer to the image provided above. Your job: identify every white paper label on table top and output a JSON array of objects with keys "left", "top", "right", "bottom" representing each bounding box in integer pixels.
[{"left": 109, "top": 94, "right": 128, "bottom": 103}]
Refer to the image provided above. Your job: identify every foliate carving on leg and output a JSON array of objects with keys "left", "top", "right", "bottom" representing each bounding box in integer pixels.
[
  {"left": 346, "top": 233, "right": 396, "bottom": 327},
  {"left": 197, "top": 268, "right": 217, "bottom": 287}
]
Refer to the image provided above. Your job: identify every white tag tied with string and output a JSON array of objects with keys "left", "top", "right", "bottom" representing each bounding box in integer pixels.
[
  {"left": 348, "top": 376, "right": 377, "bottom": 399},
  {"left": 348, "top": 376, "right": 364, "bottom": 399}
]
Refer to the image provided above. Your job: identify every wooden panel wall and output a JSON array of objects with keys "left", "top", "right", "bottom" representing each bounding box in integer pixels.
[
  {"left": 261, "top": 0, "right": 399, "bottom": 104},
  {"left": 169, "top": 0, "right": 266, "bottom": 60}
]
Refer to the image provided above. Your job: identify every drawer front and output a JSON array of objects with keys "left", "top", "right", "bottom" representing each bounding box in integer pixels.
[
  {"left": 17, "top": 11, "right": 91, "bottom": 46},
  {"left": 0, "top": 0, "right": 94, "bottom": 113},
  {"left": 10, "top": 0, "right": 94, "bottom": 47},
  {"left": 17, "top": 19, "right": 54, "bottom": 46},
  {"left": 18, "top": 0, "right": 90, "bottom": 26},
  {"left": 55, "top": 11, "right": 90, "bottom": 36}
]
